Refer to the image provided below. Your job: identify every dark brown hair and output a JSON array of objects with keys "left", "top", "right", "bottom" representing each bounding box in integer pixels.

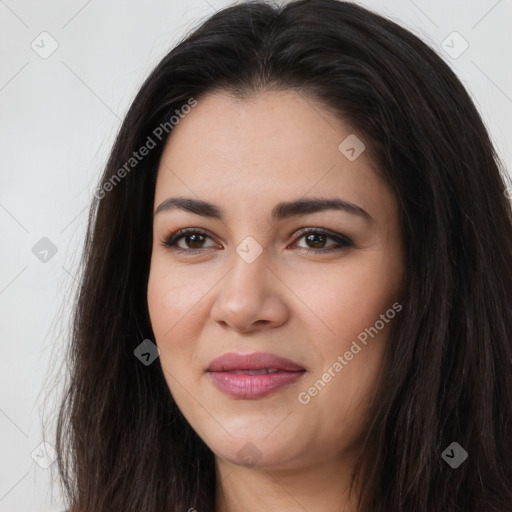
[{"left": 54, "top": 1, "right": 512, "bottom": 510}]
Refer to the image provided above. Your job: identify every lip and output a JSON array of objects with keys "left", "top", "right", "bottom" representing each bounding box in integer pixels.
[
  {"left": 207, "top": 351, "right": 305, "bottom": 372},
  {"left": 206, "top": 352, "right": 306, "bottom": 399}
]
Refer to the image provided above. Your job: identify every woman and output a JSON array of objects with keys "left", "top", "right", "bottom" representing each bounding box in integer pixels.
[{"left": 55, "top": 1, "right": 512, "bottom": 511}]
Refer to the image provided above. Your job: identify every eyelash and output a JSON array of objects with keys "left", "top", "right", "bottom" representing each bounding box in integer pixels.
[{"left": 160, "top": 227, "right": 353, "bottom": 255}]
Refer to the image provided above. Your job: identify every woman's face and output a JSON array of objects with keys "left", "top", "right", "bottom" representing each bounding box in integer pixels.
[{"left": 147, "top": 89, "right": 404, "bottom": 471}]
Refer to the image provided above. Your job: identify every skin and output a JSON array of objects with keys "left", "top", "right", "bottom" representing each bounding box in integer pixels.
[{"left": 147, "top": 89, "right": 404, "bottom": 512}]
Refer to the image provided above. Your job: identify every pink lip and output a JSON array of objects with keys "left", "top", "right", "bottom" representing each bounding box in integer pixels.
[{"left": 206, "top": 352, "right": 306, "bottom": 399}]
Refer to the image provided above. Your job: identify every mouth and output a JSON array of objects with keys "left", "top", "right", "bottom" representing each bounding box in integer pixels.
[
  {"left": 225, "top": 368, "right": 286, "bottom": 375},
  {"left": 206, "top": 352, "right": 306, "bottom": 399}
]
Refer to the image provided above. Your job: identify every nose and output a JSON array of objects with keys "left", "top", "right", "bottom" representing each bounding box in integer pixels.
[{"left": 210, "top": 248, "right": 289, "bottom": 333}]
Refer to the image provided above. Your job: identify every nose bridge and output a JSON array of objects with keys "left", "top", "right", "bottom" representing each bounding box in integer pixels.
[
  {"left": 211, "top": 236, "right": 287, "bottom": 331},
  {"left": 224, "top": 236, "right": 269, "bottom": 302}
]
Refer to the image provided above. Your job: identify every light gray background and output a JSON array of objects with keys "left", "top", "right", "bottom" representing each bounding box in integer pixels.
[{"left": 1, "top": 1, "right": 511, "bottom": 510}]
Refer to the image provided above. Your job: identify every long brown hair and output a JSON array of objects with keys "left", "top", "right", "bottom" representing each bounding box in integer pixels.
[{"left": 54, "top": 1, "right": 512, "bottom": 510}]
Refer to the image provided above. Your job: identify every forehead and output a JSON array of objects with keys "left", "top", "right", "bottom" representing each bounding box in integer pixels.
[{"left": 154, "top": 90, "right": 393, "bottom": 223}]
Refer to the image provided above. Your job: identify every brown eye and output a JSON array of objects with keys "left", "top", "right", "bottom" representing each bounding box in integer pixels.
[
  {"left": 162, "top": 228, "right": 218, "bottom": 252},
  {"left": 176, "top": 233, "right": 210, "bottom": 249},
  {"left": 303, "top": 232, "right": 329, "bottom": 249},
  {"left": 292, "top": 228, "right": 353, "bottom": 254},
  {"left": 161, "top": 227, "right": 352, "bottom": 255}
]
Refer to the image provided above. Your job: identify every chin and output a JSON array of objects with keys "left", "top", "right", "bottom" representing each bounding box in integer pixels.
[{"left": 206, "top": 429, "right": 306, "bottom": 470}]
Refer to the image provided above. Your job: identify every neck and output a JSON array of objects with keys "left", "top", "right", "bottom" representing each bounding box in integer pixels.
[{"left": 214, "top": 450, "right": 362, "bottom": 512}]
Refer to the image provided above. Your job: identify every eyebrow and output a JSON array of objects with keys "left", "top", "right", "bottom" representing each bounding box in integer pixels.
[{"left": 154, "top": 196, "right": 374, "bottom": 223}]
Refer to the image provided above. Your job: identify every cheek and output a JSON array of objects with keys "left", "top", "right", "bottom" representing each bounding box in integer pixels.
[
  {"left": 147, "top": 257, "right": 207, "bottom": 340},
  {"left": 146, "top": 257, "right": 219, "bottom": 389},
  {"left": 299, "top": 257, "right": 401, "bottom": 343},
  {"left": 146, "top": 268, "right": 197, "bottom": 402},
  {"left": 147, "top": 263, "right": 191, "bottom": 368}
]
